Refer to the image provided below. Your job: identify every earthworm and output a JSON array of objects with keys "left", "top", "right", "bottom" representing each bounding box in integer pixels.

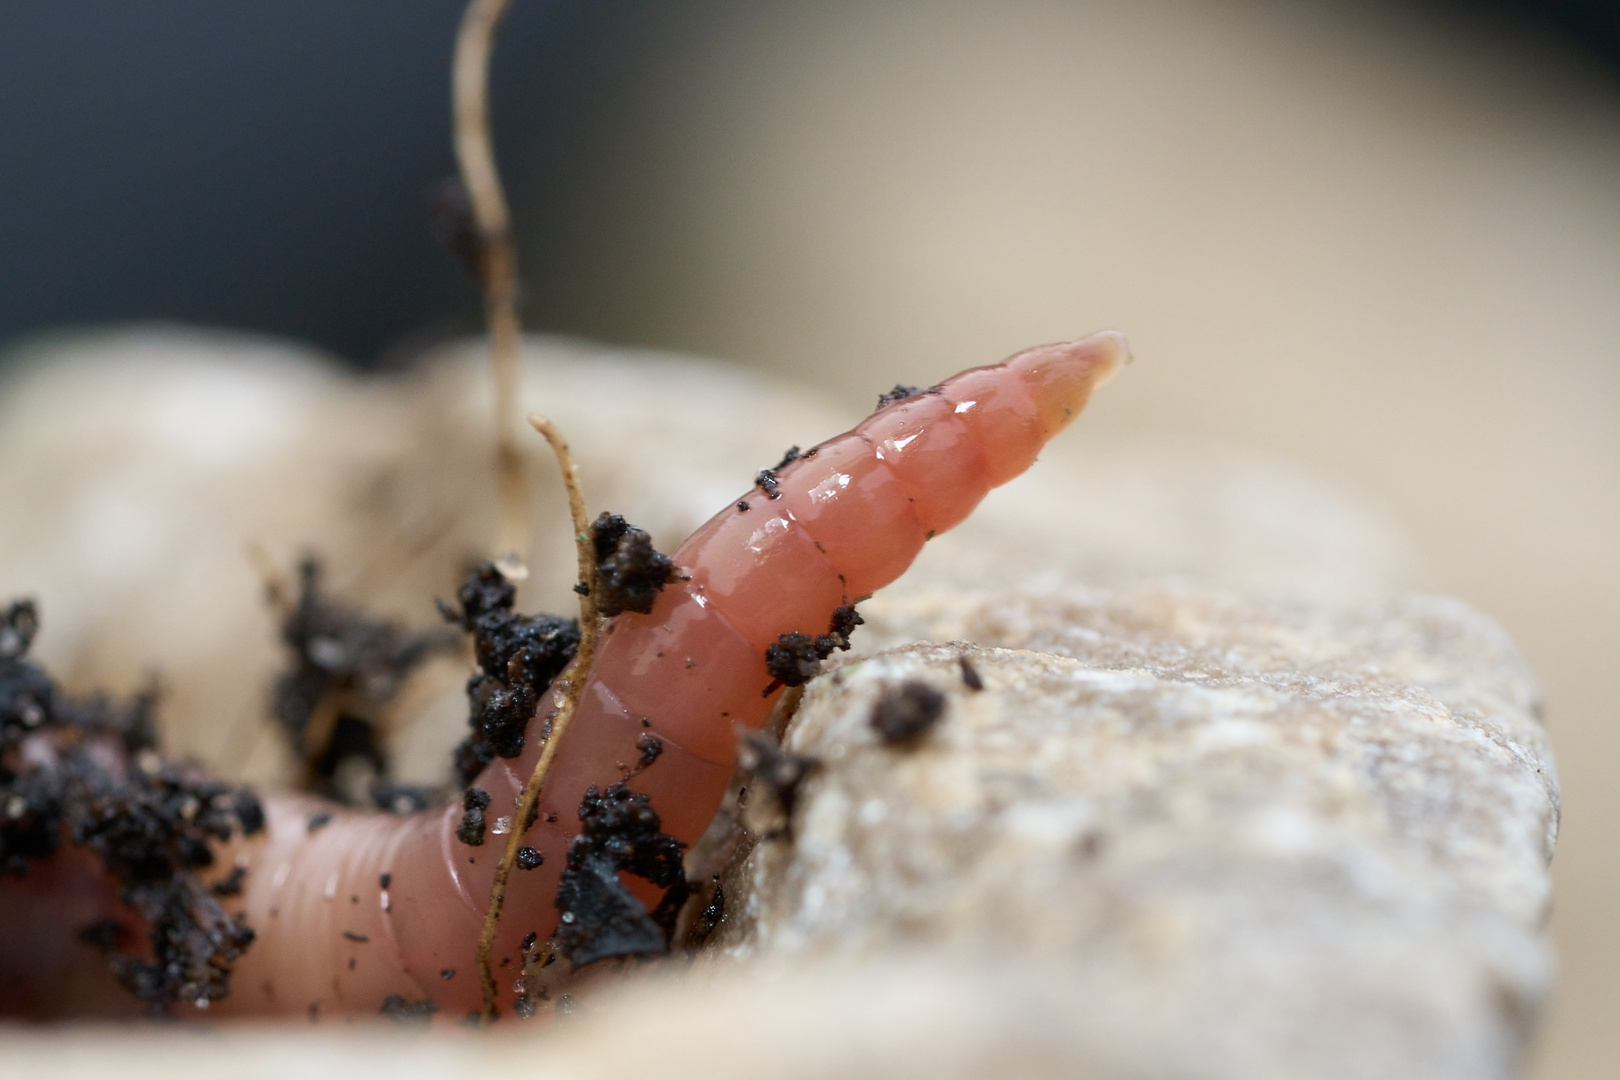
[{"left": 0, "top": 332, "right": 1125, "bottom": 1020}]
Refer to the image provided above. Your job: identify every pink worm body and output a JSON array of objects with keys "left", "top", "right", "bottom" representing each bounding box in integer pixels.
[{"left": 6, "top": 333, "right": 1125, "bottom": 1020}]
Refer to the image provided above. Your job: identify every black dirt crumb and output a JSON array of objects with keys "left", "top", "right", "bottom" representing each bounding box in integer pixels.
[
  {"left": 958, "top": 655, "right": 984, "bottom": 691},
  {"left": 211, "top": 866, "right": 247, "bottom": 897},
  {"left": 271, "top": 558, "right": 459, "bottom": 803},
  {"left": 685, "top": 876, "right": 725, "bottom": 952},
  {"left": 379, "top": 872, "right": 392, "bottom": 890},
  {"left": 380, "top": 993, "right": 438, "bottom": 1025},
  {"left": 516, "top": 846, "right": 543, "bottom": 870},
  {"left": 441, "top": 968, "right": 455, "bottom": 979},
  {"left": 232, "top": 790, "right": 266, "bottom": 836},
  {"left": 736, "top": 731, "right": 821, "bottom": 838},
  {"left": 457, "top": 787, "right": 491, "bottom": 846},
  {"left": 342, "top": 930, "right": 370, "bottom": 943},
  {"left": 763, "top": 603, "right": 865, "bottom": 689},
  {"left": 773, "top": 446, "right": 802, "bottom": 471},
  {"left": 440, "top": 562, "right": 579, "bottom": 786},
  {"left": 306, "top": 812, "right": 333, "bottom": 833},
  {"left": 633, "top": 732, "right": 663, "bottom": 773},
  {"left": 736, "top": 500, "right": 750, "bottom": 512},
  {"left": 372, "top": 781, "right": 438, "bottom": 815},
  {"left": 425, "top": 176, "right": 485, "bottom": 283},
  {"left": 553, "top": 784, "right": 687, "bottom": 970},
  {"left": 754, "top": 467, "right": 782, "bottom": 500},
  {"left": 824, "top": 603, "right": 864, "bottom": 651},
  {"left": 589, "top": 513, "right": 677, "bottom": 618},
  {"left": 0, "top": 599, "right": 262, "bottom": 1012},
  {"left": 876, "top": 384, "right": 921, "bottom": 410},
  {"left": 764, "top": 633, "right": 821, "bottom": 688},
  {"left": 871, "top": 681, "right": 947, "bottom": 745}
]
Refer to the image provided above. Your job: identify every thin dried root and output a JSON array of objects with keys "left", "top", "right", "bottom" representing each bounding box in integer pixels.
[
  {"left": 475, "top": 415, "right": 603, "bottom": 1022},
  {"left": 453, "top": 0, "right": 529, "bottom": 559}
]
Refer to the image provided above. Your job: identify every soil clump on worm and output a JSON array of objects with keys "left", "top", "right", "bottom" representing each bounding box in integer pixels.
[
  {"left": 765, "top": 604, "right": 865, "bottom": 690},
  {"left": 553, "top": 783, "right": 689, "bottom": 969},
  {"left": 380, "top": 992, "right": 438, "bottom": 1025},
  {"left": 438, "top": 562, "right": 580, "bottom": 786},
  {"left": 587, "top": 513, "right": 677, "bottom": 618},
  {"left": 0, "top": 599, "right": 263, "bottom": 1012}
]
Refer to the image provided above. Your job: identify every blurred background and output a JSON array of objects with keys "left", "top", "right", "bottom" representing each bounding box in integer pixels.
[{"left": 0, "top": 0, "right": 1615, "bottom": 1074}]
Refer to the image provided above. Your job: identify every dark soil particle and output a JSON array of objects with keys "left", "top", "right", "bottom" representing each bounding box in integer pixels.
[
  {"left": 211, "top": 866, "right": 247, "bottom": 897},
  {"left": 736, "top": 732, "right": 821, "bottom": 838},
  {"left": 875, "top": 384, "right": 943, "bottom": 411},
  {"left": 379, "top": 993, "right": 438, "bottom": 1025},
  {"left": 342, "top": 930, "right": 369, "bottom": 943},
  {"left": 441, "top": 968, "right": 456, "bottom": 980},
  {"left": 588, "top": 513, "right": 677, "bottom": 618},
  {"left": 425, "top": 176, "right": 486, "bottom": 283},
  {"left": 764, "top": 633, "right": 821, "bottom": 689},
  {"left": 685, "top": 876, "right": 725, "bottom": 951},
  {"left": 736, "top": 500, "right": 750, "bottom": 512},
  {"left": 0, "top": 599, "right": 262, "bottom": 1012},
  {"left": 633, "top": 733, "right": 663, "bottom": 772},
  {"left": 372, "top": 781, "right": 437, "bottom": 815},
  {"left": 439, "top": 562, "right": 579, "bottom": 786},
  {"left": 754, "top": 468, "right": 782, "bottom": 500},
  {"left": 876, "top": 384, "right": 921, "bottom": 410},
  {"left": 379, "top": 872, "right": 391, "bottom": 890},
  {"left": 457, "top": 787, "right": 491, "bottom": 846},
  {"left": 871, "top": 681, "right": 947, "bottom": 745},
  {"left": 231, "top": 790, "right": 265, "bottom": 835},
  {"left": 764, "top": 603, "right": 865, "bottom": 689},
  {"left": 958, "top": 655, "right": 984, "bottom": 691},
  {"left": 553, "top": 784, "right": 687, "bottom": 970},
  {"left": 516, "top": 846, "right": 543, "bottom": 870},
  {"left": 270, "top": 558, "right": 460, "bottom": 802},
  {"left": 773, "top": 446, "right": 802, "bottom": 471},
  {"left": 306, "top": 812, "right": 333, "bottom": 833}
]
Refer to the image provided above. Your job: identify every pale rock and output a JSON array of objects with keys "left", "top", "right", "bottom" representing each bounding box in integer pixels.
[{"left": 717, "top": 583, "right": 1556, "bottom": 1078}]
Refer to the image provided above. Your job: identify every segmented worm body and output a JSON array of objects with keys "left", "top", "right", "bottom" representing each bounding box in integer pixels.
[{"left": 3, "top": 333, "right": 1125, "bottom": 1020}]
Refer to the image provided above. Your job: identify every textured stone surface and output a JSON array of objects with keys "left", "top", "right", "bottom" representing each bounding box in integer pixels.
[{"left": 718, "top": 583, "right": 1557, "bottom": 1077}]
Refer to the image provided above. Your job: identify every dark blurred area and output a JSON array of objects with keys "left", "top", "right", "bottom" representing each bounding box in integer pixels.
[
  {"left": 0, "top": 0, "right": 635, "bottom": 363},
  {"left": 0, "top": 0, "right": 1615, "bottom": 364}
]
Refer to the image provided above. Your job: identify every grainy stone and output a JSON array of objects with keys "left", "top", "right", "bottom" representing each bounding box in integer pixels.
[{"left": 711, "top": 583, "right": 1556, "bottom": 1078}]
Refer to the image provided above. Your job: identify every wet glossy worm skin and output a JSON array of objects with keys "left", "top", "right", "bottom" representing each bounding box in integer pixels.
[{"left": 4, "top": 333, "right": 1125, "bottom": 1020}]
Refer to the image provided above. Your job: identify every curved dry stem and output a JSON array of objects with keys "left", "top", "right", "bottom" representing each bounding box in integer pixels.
[
  {"left": 475, "top": 415, "right": 602, "bottom": 1022},
  {"left": 453, "top": 0, "right": 528, "bottom": 559}
]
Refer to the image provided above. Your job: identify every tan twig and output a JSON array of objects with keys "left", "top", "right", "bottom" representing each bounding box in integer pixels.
[
  {"left": 453, "top": 0, "right": 528, "bottom": 560},
  {"left": 475, "top": 414, "right": 601, "bottom": 1022}
]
